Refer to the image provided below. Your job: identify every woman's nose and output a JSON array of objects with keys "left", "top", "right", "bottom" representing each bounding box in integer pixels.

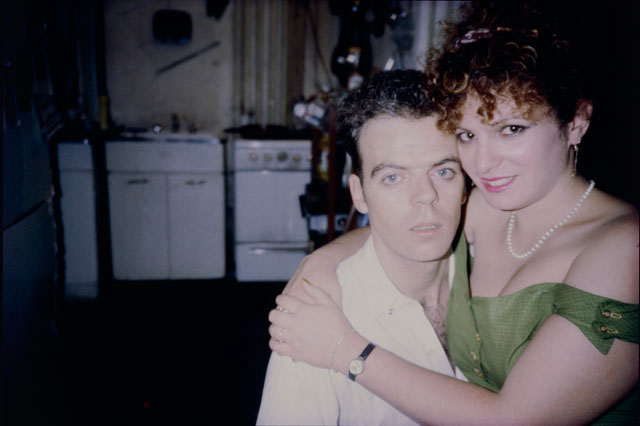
[{"left": 474, "top": 140, "right": 500, "bottom": 174}]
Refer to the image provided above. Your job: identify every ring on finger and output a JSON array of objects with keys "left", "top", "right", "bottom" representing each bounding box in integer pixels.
[{"left": 277, "top": 305, "right": 289, "bottom": 313}]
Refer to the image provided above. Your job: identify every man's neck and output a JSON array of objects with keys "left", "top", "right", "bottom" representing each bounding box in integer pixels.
[
  {"left": 370, "top": 234, "right": 454, "bottom": 364},
  {"left": 371, "top": 236, "right": 451, "bottom": 308}
]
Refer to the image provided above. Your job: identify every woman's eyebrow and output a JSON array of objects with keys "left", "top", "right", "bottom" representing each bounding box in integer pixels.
[{"left": 458, "top": 115, "right": 534, "bottom": 129}]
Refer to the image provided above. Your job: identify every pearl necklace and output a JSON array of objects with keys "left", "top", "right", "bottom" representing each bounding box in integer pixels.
[{"left": 506, "top": 180, "right": 595, "bottom": 259}]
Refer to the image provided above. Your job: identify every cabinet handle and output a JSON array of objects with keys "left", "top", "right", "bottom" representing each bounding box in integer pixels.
[
  {"left": 185, "top": 179, "right": 207, "bottom": 185},
  {"left": 127, "top": 178, "right": 149, "bottom": 185}
]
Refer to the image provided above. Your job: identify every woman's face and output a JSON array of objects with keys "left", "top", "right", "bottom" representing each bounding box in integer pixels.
[{"left": 455, "top": 94, "right": 573, "bottom": 211}]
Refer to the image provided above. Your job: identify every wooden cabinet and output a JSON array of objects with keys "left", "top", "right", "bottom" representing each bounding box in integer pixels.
[{"left": 106, "top": 137, "right": 225, "bottom": 280}]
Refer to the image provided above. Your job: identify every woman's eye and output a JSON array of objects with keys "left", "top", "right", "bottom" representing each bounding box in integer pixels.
[
  {"left": 456, "top": 131, "right": 474, "bottom": 143},
  {"left": 501, "top": 125, "right": 527, "bottom": 136}
]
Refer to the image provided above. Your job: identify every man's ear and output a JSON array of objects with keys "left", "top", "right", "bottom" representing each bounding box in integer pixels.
[
  {"left": 567, "top": 100, "right": 593, "bottom": 146},
  {"left": 461, "top": 189, "right": 468, "bottom": 205},
  {"left": 348, "top": 174, "right": 369, "bottom": 214}
]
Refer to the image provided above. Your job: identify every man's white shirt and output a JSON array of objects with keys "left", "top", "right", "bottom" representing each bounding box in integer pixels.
[{"left": 257, "top": 236, "right": 466, "bottom": 425}]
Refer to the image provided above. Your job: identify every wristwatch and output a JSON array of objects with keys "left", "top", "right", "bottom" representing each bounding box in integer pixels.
[{"left": 348, "top": 343, "right": 376, "bottom": 381}]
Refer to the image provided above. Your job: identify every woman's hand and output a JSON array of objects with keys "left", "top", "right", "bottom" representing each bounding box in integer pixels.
[
  {"left": 269, "top": 281, "right": 354, "bottom": 369},
  {"left": 281, "top": 252, "right": 342, "bottom": 306},
  {"left": 281, "top": 227, "right": 371, "bottom": 306}
]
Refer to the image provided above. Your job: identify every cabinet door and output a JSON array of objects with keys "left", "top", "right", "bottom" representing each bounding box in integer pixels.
[
  {"left": 108, "top": 173, "right": 169, "bottom": 280},
  {"left": 168, "top": 174, "right": 225, "bottom": 279},
  {"left": 59, "top": 170, "right": 98, "bottom": 295}
]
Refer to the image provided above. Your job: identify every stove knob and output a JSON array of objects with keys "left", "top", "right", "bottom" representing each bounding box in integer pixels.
[
  {"left": 264, "top": 153, "right": 273, "bottom": 162},
  {"left": 277, "top": 151, "right": 288, "bottom": 162},
  {"left": 292, "top": 153, "right": 301, "bottom": 163},
  {"left": 249, "top": 152, "right": 259, "bottom": 161}
]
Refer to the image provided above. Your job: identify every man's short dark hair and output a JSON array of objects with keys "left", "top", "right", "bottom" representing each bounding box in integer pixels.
[{"left": 337, "top": 70, "right": 436, "bottom": 180}]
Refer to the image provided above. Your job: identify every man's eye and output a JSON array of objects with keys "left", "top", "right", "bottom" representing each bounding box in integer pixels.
[
  {"left": 382, "top": 174, "right": 400, "bottom": 184},
  {"left": 436, "top": 168, "right": 455, "bottom": 179}
]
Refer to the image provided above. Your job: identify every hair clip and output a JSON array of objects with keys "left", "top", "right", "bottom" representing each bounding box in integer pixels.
[{"left": 456, "top": 28, "right": 492, "bottom": 47}]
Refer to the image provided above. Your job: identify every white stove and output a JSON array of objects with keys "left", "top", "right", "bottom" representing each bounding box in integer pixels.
[{"left": 232, "top": 139, "right": 311, "bottom": 282}]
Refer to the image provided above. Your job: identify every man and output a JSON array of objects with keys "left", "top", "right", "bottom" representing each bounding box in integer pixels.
[{"left": 257, "top": 70, "right": 468, "bottom": 425}]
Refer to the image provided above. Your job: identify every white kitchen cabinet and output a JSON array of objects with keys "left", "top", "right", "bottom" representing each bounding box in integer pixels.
[
  {"left": 108, "top": 172, "right": 170, "bottom": 280},
  {"left": 58, "top": 142, "right": 99, "bottom": 298},
  {"left": 106, "top": 135, "right": 225, "bottom": 280},
  {"left": 168, "top": 173, "right": 225, "bottom": 278}
]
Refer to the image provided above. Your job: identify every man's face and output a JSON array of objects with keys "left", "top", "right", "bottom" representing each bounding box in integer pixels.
[{"left": 350, "top": 115, "right": 465, "bottom": 266}]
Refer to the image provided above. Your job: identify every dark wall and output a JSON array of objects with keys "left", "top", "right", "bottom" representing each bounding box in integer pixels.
[
  {"left": 578, "top": 1, "right": 638, "bottom": 206},
  {"left": 1, "top": 0, "right": 85, "bottom": 423}
]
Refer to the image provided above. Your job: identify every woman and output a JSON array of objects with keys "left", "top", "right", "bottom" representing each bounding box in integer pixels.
[{"left": 268, "top": 1, "right": 638, "bottom": 424}]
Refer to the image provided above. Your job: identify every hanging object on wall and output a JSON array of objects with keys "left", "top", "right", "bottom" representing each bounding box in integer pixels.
[
  {"left": 206, "top": 0, "right": 229, "bottom": 20},
  {"left": 330, "top": 15, "right": 372, "bottom": 88},
  {"left": 155, "top": 41, "right": 220, "bottom": 75},
  {"left": 388, "top": 4, "right": 413, "bottom": 53},
  {"left": 329, "top": 0, "right": 394, "bottom": 89},
  {"left": 152, "top": 9, "right": 192, "bottom": 45}
]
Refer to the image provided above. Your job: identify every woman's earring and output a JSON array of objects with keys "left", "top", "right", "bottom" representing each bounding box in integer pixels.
[{"left": 571, "top": 145, "right": 579, "bottom": 177}]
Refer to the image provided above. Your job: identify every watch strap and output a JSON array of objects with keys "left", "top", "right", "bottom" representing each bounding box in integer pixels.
[{"left": 348, "top": 343, "right": 376, "bottom": 381}]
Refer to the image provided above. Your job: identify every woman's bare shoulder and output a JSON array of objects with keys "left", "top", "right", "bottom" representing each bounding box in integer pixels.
[
  {"left": 567, "top": 193, "right": 638, "bottom": 302},
  {"left": 588, "top": 191, "right": 638, "bottom": 250}
]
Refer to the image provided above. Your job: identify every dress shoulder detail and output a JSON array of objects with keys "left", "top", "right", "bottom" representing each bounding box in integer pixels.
[{"left": 553, "top": 284, "right": 639, "bottom": 354}]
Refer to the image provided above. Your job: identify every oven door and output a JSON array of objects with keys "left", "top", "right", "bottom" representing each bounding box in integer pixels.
[
  {"left": 235, "top": 242, "right": 308, "bottom": 282},
  {"left": 234, "top": 170, "right": 308, "bottom": 243}
]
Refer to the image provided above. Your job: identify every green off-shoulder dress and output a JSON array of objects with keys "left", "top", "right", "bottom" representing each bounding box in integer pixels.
[{"left": 447, "top": 233, "right": 639, "bottom": 425}]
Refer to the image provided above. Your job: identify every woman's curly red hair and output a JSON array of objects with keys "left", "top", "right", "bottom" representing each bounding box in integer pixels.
[{"left": 427, "top": 1, "right": 589, "bottom": 134}]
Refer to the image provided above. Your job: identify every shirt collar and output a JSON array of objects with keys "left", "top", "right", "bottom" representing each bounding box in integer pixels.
[{"left": 355, "top": 236, "right": 455, "bottom": 317}]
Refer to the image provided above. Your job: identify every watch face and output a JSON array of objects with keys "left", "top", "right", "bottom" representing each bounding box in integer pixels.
[{"left": 349, "top": 358, "right": 364, "bottom": 376}]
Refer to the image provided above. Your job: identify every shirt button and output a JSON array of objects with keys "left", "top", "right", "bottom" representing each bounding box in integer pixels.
[
  {"left": 475, "top": 333, "right": 481, "bottom": 342},
  {"left": 473, "top": 368, "right": 484, "bottom": 378},
  {"left": 388, "top": 308, "right": 393, "bottom": 315},
  {"left": 598, "top": 325, "right": 608, "bottom": 333},
  {"left": 470, "top": 351, "right": 479, "bottom": 361}
]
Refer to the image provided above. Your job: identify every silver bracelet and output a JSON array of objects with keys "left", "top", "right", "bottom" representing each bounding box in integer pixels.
[{"left": 331, "top": 328, "right": 356, "bottom": 371}]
